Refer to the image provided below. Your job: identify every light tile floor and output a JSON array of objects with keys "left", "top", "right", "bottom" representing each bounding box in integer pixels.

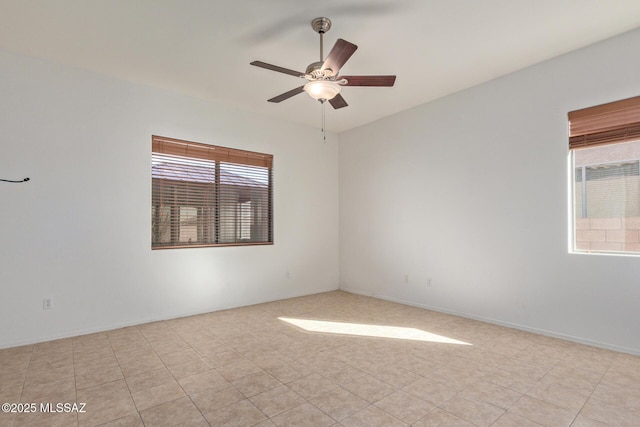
[{"left": 1, "top": 291, "right": 639, "bottom": 426}]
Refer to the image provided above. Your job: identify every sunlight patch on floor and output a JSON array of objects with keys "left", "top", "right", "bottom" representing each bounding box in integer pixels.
[{"left": 278, "top": 317, "right": 471, "bottom": 345}]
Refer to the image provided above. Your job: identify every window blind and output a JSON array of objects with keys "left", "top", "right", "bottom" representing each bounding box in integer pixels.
[
  {"left": 151, "top": 135, "right": 273, "bottom": 249},
  {"left": 568, "top": 95, "right": 640, "bottom": 149}
]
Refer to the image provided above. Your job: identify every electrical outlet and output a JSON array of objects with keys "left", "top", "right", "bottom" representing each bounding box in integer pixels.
[{"left": 43, "top": 297, "right": 53, "bottom": 310}]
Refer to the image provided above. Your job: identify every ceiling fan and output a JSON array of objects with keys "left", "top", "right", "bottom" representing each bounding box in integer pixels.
[{"left": 250, "top": 17, "right": 396, "bottom": 109}]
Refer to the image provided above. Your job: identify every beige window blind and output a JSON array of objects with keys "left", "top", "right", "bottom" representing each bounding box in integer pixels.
[
  {"left": 151, "top": 135, "right": 273, "bottom": 249},
  {"left": 568, "top": 95, "right": 640, "bottom": 149}
]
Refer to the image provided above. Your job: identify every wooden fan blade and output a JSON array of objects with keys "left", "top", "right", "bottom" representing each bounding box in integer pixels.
[
  {"left": 267, "top": 86, "right": 305, "bottom": 103},
  {"left": 340, "top": 75, "right": 396, "bottom": 86},
  {"left": 251, "top": 61, "right": 304, "bottom": 77},
  {"left": 321, "top": 39, "right": 358, "bottom": 75},
  {"left": 329, "top": 94, "right": 348, "bottom": 109}
]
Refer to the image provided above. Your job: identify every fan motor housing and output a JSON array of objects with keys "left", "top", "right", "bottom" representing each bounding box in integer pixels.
[{"left": 306, "top": 61, "right": 335, "bottom": 79}]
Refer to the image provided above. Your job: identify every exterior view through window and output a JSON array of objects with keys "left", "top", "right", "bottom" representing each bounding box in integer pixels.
[
  {"left": 151, "top": 135, "right": 273, "bottom": 249},
  {"left": 569, "top": 96, "right": 640, "bottom": 255}
]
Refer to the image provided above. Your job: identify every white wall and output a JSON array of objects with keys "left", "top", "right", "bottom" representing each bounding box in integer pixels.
[
  {"left": 339, "top": 28, "right": 640, "bottom": 355},
  {"left": 0, "top": 49, "right": 339, "bottom": 349}
]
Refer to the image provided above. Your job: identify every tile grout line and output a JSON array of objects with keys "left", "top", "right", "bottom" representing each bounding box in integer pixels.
[{"left": 566, "top": 356, "right": 613, "bottom": 426}]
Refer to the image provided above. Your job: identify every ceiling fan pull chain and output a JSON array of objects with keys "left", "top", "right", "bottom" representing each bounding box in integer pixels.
[{"left": 322, "top": 100, "right": 326, "bottom": 143}]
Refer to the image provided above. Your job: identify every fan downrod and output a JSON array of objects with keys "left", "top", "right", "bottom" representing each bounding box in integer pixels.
[{"left": 311, "top": 17, "right": 332, "bottom": 68}]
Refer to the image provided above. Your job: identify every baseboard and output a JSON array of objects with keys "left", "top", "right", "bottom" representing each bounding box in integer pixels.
[
  {"left": 337, "top": 287, "right": 374, "bottom": 297},
  {"left": 339, "top": 287, "right": 640, "bottom": 356},
  {"left": 0, "top": 286, "right": 339, "bottom": 350}
]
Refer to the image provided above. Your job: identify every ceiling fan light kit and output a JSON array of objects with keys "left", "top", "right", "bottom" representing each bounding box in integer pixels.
[
  {"left": 251, "top": 17, "right": 396, "bottom": 109},
  {"left": 304, "top": 79, "right": 341, "bottom": 101}
]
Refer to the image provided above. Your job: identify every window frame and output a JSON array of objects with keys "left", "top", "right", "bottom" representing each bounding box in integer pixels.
[
  {"left": 151, "top": 135, "right": 273, "bottom": 250},
  {"left": 568, "top": 96, "right": 640, "bottom": 255}
]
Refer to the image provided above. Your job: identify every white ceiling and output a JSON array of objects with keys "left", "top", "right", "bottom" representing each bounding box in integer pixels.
[{"left": 1, "top": 0, "right": 639, "bottom": 132}]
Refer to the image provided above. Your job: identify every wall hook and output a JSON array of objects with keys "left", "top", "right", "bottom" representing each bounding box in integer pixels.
[{"left": 1, "top": 177, "right": 30, "bottom": 183}]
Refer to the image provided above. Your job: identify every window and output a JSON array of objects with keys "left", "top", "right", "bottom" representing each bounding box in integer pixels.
[
  {"left": 151, "top": 135, "right": 273, "bottom": 249},
  {"left": 569, "top": 96, "right": 640, "bottom": 254}
]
